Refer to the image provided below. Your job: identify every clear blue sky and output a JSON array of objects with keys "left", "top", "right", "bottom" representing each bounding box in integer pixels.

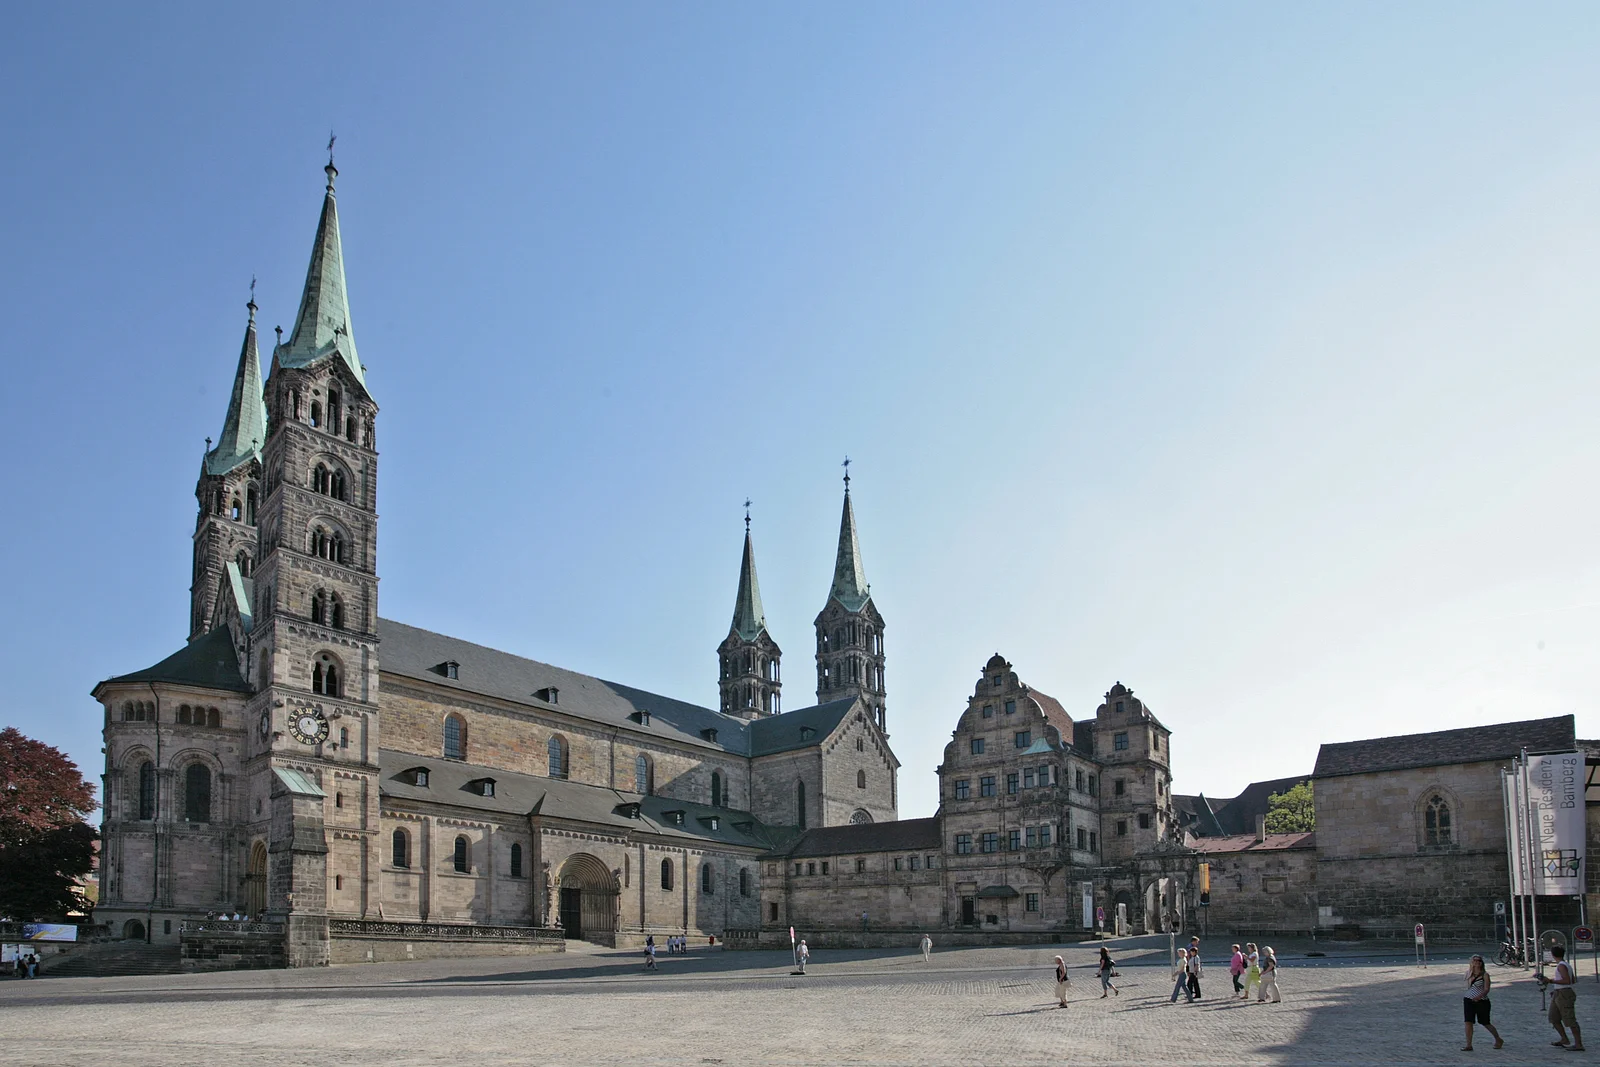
[{"left": 5, "top": 4, "right": 1600, "bottom": 819}]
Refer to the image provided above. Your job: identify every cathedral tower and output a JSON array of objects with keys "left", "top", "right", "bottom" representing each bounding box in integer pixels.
[
  {"left": 190, "top": 297, "right": 268, "bottom": 639},
  {"left": 247, "top": 159, "right": 381, "bottom": 959},
  {"left": 814, "top": 466, "right": 886, "bottom": 730},
  {"left": 718, "top": 509, "right": 782, "bottom": 718}
]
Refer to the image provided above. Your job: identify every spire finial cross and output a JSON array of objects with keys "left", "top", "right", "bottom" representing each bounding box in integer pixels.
[
  {"left": 327, "top": 130, "right": 337, "bottom": 166},
  {"left": 744, "top": 498, "right": 752, "bottom": 531},
  {"left": 842, "top": 455, "right": 851, "bottom": 490},
  {"left": 248, "top": 275, "right": 257, "bottom": 315}
]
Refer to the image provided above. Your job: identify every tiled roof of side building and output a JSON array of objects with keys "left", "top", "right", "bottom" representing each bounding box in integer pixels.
[
  {"left": 382, "top": 618, "right": 842, "bottom": 758},
  {"left": 1313, "top": 714, "right": 1576, "bottom": 778},
  {"left": 1025, "top": 690, "right": 1075, "bottom": 746},
  {"left": 379, "top": 749, "right": 789, "bottom": 851},
  {"left": 779, "top": 817, "right": 943, "bottom": 859},
  {"left": 1190, "top": 831, "right": 1316, "bottom": 854},
  {"left": 97, "top": 626, "right": 250, "bottom": 693},
  {"left": 1211, "top": 776, "right": 1309, "bottom": 836}
]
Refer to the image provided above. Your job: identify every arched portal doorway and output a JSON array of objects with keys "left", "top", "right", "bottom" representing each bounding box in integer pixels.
[
  {"left": 244, "top": 840, "right": 268, "bottom": 917},
  {"left": 123, "top": 919, "right": 146, "bottom": 941},
  {"left": 556, "top": 853, "right": 620, "bottom": 946},
  {"left": 1143, "top": 877, "right": 1178, "bottom": 934}
]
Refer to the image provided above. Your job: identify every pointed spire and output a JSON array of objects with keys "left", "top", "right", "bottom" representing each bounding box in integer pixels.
[
  {"left": 276, "top": 158, "right": 364, "bottom": 386},
  {"left": 829, "top": 462, "right": 870, "bottom": 610},
  {"left": 203, "top": 294, "right": 268, "bottom": 475},
  {"left": 731, "top": 511, "right": 768, "bottom": 642}
]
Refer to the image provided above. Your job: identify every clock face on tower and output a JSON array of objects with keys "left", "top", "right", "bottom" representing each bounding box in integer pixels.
[
  {"left": 259, "top": 712, "right": 271, "bottom": 739},
  {"left": 288, "top": 707, "right": 330, "bottom": 745}
]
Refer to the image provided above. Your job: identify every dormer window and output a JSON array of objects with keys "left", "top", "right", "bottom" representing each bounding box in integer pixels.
[
  {"left": 708, "top": 816, "right": 720, "bottom": 831},
  {"left": 701, "top": 728, "right": 718, "bottom": 743},
  {"left": 800, "top": 726, "right": 816, "bottom": 741},
  {"left": 664, "top": 809, "right": 686, "bottom": 826},
  {"left": 404, "top": 767, "right": 430, "bottom": 788},
  {"left": 620, "top": 802, "right": 642, "bottom": 820},
  {"left": 535, "top": 687, "right": 560, "bottom": 704},
  {"left": 631, "top": 710, "right": 652, "bottom": 726},
  {"left": 434, "top": 660, "right": 459, "bottom": 680},
  {"left": 469, "top": 778, "right": 496, "bottom": 798}
]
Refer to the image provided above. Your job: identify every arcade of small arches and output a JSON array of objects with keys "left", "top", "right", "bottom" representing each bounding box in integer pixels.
[{"left": 282, "top": 384, "right": 375, "bottom": 448}]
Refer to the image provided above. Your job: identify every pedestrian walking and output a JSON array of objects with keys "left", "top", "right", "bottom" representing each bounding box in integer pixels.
[
  {"left": 1097, "top": 947, "right": 1120, "bottom": 997},
  {"left": 920, "top": 934, "right": 932, "bottom": 963},
  {"left": 797, "top": 939, "right": 810, "bottom": 974},
  {"left": 1462, "top": 954, "right": 1503, "bottom": 1052},
  {"left": 1171, "top": 948, "right": 1195, "bottom": 1003},
  {"left": 1186, "top": 937, "right": 1202, "bottom": 1000},
  {"left": 1243, "top": 942, "right": 1261, "bottom": 1000},
  {"left": 1054, "top": 955, "right": 1071, "bottom": 1007},
  {"left": 1229, "top": 944, "right": 1245, "bottom": 998},
  {"left": 1257, "top": 946, "right": 1281, "bottom": 1003},
  {"left": 645, "top": 941, "right": 657, "bottom": 970},
  {"left": 1542, "top": 944, "right": 1584, "bottom": 1051}
]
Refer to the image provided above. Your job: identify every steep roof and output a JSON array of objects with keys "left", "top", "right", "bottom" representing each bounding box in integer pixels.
[
  {"left": 1313, "top": 715, "right": 1576, "bottom": 779},
  {"left": 275, "top": 164, "right": 364, "bottom": 388},
  {"left": 379, "top": 618, "right": 845, "bottom": 759},
  {"left": 379, "top": 749, "right": 788, "bottom": 850},
  {"left": 729, "top": 528, "right": 768, "bottom": 642},
  {"left": 202, "top": 302, "right": 268, "bottom": 476},
  {"left": 1210, "top": 776, "right": 1308, "bottom": 836},
  {"left": 97, "top": 626, "right": 249, "bottom": 693},
  {"left": 828, "top": 487, "right": 870, "bottom": 613},
  {"left": 1025, "top": 689, "right": 1075, "bottom": 745},
  {"left": 779, "top": 816, "right": 942, "bottom": 859}
]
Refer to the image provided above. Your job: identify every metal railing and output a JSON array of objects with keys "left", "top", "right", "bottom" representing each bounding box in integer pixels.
[
  {"left": 180, "top": 920, "right": 283, "bottom": 935},
  {"left": 328, "top": 919, "right": 564, "bottom": 942}
]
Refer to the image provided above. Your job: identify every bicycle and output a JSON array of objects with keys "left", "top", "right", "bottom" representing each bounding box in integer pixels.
[{"left": 1495, "top": 936, "right": 1536, "bottom": 967}]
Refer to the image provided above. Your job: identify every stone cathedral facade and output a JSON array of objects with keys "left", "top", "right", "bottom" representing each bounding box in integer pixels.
[{"left": 91, "top": 164, "right": 1192, "bottom": 966}]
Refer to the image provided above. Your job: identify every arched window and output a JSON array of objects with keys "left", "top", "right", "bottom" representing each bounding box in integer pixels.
[
  {"left": 510, "top": 842, "right": 523, "bottom": 878},
  {"left": 739, "top": 867, "right": 750, "bottom": 897},
  {"left": 701, "top": 863, "right": 714, "bottom": 894},
  {"left": 635, "top": 754, "right": 652, "bottom": 795},
  {"left": 1425, "top": 795, "right": 1453, "bottom": 846},
  {"left": 443, "top": 715, "right": 466, "bottom": 760},
  {"left": 235, "top": 549, "right": 252, "bottom": 577},
  {"left": 311, "top": 589, "right": 327, "bottom": 625},
  {"left": 310, "top": 400, "right": 322, "bottom": 428},
  {"left": 797, "top": 780, "right": 807, "bottom": 829},
  {"left": 312, "top": 653, "right": 341, "bottom": 697},
  {"left": 246, "top": 486, "right": 257, "bottom": 525},
  {"left": 184, "top": 763, "right": 211, "bottom": 823},
  {"left": 177, "top": 704, "right": 192, "bottom": 725},
  {"left": 857, "top": 769, "right": 867, "bottom": 789},
  {"left": 392, "top": 828, "right": 409, "bottom": 868},
  {"left": 453, "top": 835, "right": 470, "bottom": 873},
  {"left": 331, "top": 595, "right": 344, "bottom": 629},
  {"left": 206, "top": 707, "right": 220, "bottom": 728},
  {"left": 290, "top": 389, "right": 301, "bottom": 420},
  {"left": 327, "top": 390, "right": 340, "bottom": 431},
  {"left": 547, "top": 735, "right": 568, "bottom": 779},
  {"left": 230, "top": 497, "right": 242, "bottom": 521},
  {"left": 849, "top": 808, "right": 873, "bottom": 825},
  {"left": 345, "top": 415, "right": 357, "bottom": 441},
  {"left": 660, "top": 858, "right": 674, "bottom": 891},
  {"left": 137, "top": 761, "right": 155, "bottom": 820},
  {"left": 711, "top": 771, "right": 723, "bottom": 808}
]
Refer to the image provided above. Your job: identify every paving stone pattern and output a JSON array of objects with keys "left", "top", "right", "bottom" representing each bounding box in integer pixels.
[{"left": 0, "top": 943, "right": 1587, "bottom": 1066}]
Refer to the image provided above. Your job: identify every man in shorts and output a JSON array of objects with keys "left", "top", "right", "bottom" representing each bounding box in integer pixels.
[{"left": 1545, "top": 944, "right": 1584, "bottom": 1051}]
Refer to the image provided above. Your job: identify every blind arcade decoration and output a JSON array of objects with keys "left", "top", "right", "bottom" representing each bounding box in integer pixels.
[{"left": 1503, "top": 751, "right": 1586, "bottom": 897}]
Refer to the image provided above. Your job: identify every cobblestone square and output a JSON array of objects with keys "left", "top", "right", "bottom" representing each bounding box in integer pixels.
[{"left": 1, "top": 942, "right": 1588, "bottom": 1066}]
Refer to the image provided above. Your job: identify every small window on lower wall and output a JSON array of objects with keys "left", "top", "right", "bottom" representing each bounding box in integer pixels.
[
  {"left": 856, "top": 858, "right": 866, "bottom": 873},
  {"left": 821, "top": 861, "right": 830, "bottom": 875},
  {"left": 510, "top": 843, "right": 523, "bottom": 878},
  {"left": 335, "top": 875, "right": 343, "bottom": 890},
  {"left": 1026, "top": 893, "right": 1039, "bottom": 912},
  {"left": 769, "top": 902, "right": 779, "bottom": 921}
]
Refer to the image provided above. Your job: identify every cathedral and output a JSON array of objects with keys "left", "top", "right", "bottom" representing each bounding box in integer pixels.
[{"left": 91, "top": 163, "right": 1187, "bottom": 966}]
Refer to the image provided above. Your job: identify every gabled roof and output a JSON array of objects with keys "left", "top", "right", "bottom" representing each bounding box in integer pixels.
[
  {"left": 779, "top": 816, "right": 942, "bottom": 859},
  {"left": 275, "top": 165, "right": 364, "bottom": 389},
  {"left": 378, "top": 749, "right": 788, "bottom": 850},
  {"left": 748, "top": 698, "right": 860, "bottom": 758},
  {"left": 97, "top": 626, "right": 250, "bottom": 693},
  {"left": 379, "top": 618, "right": 847, "bottom": 759},
  {"left": 828, "top": 487, "right": 871, "bottom": 613},
  {"left": 729, "top": 528, "right": 769, "bottom": 642},
  {"left": 202, "top": 302, "right": 268, "bottom": 476},
  {"left": 1313, "top": 715, "right": 1576, "bottom": 778},
  {"left": 1025, "top": 689, "right": 1075, "bottom": 745},
  {"left": 1209, "top": 776, "right": 1308, "bottom": 836}
]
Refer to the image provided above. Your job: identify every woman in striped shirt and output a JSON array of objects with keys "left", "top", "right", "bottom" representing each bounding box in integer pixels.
[{"left": 1463, "top": 954, "right": 1503, "bottom": 1051}]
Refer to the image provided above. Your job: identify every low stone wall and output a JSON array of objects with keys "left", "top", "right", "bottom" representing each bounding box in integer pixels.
[
  {"left": 327, "top": 919, "right": 565, "bottom": 965},
  {"left": 180, "top": 921, "right": 286, "bottom": 971},
  {"left": 733, "top": 927, "right": 1090, "bottom": 951}
]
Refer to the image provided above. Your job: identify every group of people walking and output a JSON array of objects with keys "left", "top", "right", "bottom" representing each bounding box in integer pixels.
[
  {"left": 1168, "top": 939, "right": 1278, "bottom": 1005},
  {"left": 642, "top": 933, "right": 696, "bottom": 969},
  {"left": 11, "top": 953, "right": 41, "bottom": 978}
]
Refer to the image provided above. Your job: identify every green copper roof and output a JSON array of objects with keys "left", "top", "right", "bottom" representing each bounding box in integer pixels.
[
  {"left": 202, "top": 302, "right": 268, "bottom": 476},
  {"left": 275, "top": 164, "right": 364, "bottom": 387},
  {"left": 829, "top": 488, "right": 871, "bottom": 613},
  {"left": 98, "top": 626, "right": 250, "bottom": 693},
  {"left": 731, "top": 529, "right": 768, "bottom": 641}
]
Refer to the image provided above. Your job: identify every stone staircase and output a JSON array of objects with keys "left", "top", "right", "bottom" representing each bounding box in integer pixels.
[{"left": 43, "top": 941, "right": 184, "bottom": 978}]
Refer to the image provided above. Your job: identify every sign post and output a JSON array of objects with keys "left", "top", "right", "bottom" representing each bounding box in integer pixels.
[
  {"left": 789, "top": 926, "right": 797, "bottom": 974},
  {"left": 1096, "top": 906, "right": 1105, "bottom": 940},
  {"left": 1414, "top": 923, "right": 1427, "bottom": 969}
]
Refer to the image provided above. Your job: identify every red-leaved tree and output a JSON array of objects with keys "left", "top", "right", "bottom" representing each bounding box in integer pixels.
[{"left": 0, "top": 728, "right": 98, "bottom": 920}]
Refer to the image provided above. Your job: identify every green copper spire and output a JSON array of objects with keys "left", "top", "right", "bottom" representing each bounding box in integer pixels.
[
  {"left": 203, "top": 296, "right": 268, "bottom": 476},
  {"left": 731, "top": 509, "right": 769, "bottom": 641},
  {"left": 276, "top": 161, "right": 364, "bottom": 386},
  {"left": 829, "top": 469, "right": 870, "bottom": 612}
]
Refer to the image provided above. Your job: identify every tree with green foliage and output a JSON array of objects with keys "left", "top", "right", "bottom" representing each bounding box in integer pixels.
[
  {"left": 1264, "top": 780, "right": 1314, "bottom": 833},
  {"left": 0, "top": 728, "right": 98, "bottom": 920}
]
